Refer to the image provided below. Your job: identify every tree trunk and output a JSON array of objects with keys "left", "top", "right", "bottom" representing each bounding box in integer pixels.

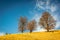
[
  {"left": 21, "top": 30, "right": 23, "bottom": 33},
  {"left": 21, "top": 27, "right": 24, "bottom": 33},
  {"left": 30, "top": 30, "right": 32, "bottom": 33},
  {"left": 47, "top": 28, "right": 49, "bottom": 32},
  {"left": 47, "top": 24, "right": 49, "bottom": 32}
]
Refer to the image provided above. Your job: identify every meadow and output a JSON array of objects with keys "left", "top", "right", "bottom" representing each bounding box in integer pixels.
[{"left": 0, "top": 30, "right": 60, "bottom": 40}]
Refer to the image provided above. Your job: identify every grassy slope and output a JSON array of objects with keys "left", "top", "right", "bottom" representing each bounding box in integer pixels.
[{"left": 0, "top": 30, "right": 60, "bottom": 40}]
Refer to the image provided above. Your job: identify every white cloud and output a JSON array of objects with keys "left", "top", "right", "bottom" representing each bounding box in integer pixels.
[
  {"left": 35, "top": 0, "right": 57, "bottom": 13},
  {"left": 0, "top": 32, "right": 5, "bottom": 36},
  {"left": 48, "top": 13, "right": 60, "bottom": 29},
  {"left": 31, "top": 12, "right": 60, "bottom": 31},
  {"left": 52, "top": 14, "right": 60, "bottom": 29},
  {"left": 46, "top": 0, "right": 50, "bottom": 5},
  {"left": 35, "top": 0, "right": 60, "bottom": 29},
  {"left": 55, "top": 22, "right": 60, "bottom": 29},
  {"left": 32, "top": 14, "right": 46, "bottom": 31},
  {"left": 50, "top": 5, "right": 56, "bottom": 12},
  {"left": 36, "top": 0, "right": 45, "bottom": 10},
  {"left": 32, "top": 14, "right": 40, "bottom": 22},
  {"left": 29, "top": 0, "right": 60, "bottom": 31}
]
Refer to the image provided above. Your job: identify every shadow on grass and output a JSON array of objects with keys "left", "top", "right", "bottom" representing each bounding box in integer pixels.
[{"left": 45, "top": 30, "right": 59, "bottom": 32}]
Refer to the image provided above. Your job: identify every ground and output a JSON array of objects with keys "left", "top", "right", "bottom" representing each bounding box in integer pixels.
[{"left": 0, "top": 30, "right": 60, "bottom": 40}]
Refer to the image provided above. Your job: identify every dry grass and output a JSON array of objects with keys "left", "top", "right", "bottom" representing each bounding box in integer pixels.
[{"left": 0, "top": 30, "right": 60, "bottom": 40}]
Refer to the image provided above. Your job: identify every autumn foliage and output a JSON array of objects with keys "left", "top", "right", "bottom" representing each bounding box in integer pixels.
[
  {"left": 18, "top": 16, "right": 27, "bottom": 33},
  {"left": 27, "top": 20, "right": 36, "bottom": 33},
  {"left": 39, "top": 12, "right": 56, "bottom": 32},
  {"left": 18, "top": 12, "right": 56, "bottom": 33}
]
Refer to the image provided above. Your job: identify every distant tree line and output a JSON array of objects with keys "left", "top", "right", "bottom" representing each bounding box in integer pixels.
[
  {"left": 5, "top": 33, "right": 11, "bottom": 35},
  {"left": 18, "top": 12, "right": 56, "bottom": 33}
]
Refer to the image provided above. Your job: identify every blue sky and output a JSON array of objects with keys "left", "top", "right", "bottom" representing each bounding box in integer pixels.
[{"left": 0, "top": 0, "right": 60, "bottom": 34}]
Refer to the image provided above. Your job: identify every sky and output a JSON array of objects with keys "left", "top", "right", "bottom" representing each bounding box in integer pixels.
[{"left": 0, "top": 0, "right": 60, "bottom": 34}]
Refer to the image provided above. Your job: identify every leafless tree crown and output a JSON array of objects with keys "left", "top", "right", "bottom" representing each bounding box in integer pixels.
[{"left": 39, "top": 12, "right": 56, "bottom": 32}]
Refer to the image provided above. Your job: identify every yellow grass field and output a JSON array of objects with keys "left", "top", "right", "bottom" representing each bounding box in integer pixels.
[{"left": 0, "top": 30, "right": 60, "bottom": 40}]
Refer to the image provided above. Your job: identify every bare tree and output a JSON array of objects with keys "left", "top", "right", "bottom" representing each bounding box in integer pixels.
[
  {"left": 18, "top": 16, "right": 27, "bottom": 33},
  {"left": 39, "top": 12, "right": 56, "bottom": 32},
  {"left": 5, "top": 33, "right": 8, "bottom": 35},
  {"left": 27, "top": 20, "right": 36, "bottom": 33}
]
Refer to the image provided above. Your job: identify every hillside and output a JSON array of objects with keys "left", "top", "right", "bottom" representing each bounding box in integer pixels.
[{"left": 0, "top": 30, "right": 60, "bottom": 40}]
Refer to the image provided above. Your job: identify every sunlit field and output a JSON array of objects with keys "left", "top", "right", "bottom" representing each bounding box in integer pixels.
[{"left": 0, "top": 30, "right": 60, "bottom": 40}]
